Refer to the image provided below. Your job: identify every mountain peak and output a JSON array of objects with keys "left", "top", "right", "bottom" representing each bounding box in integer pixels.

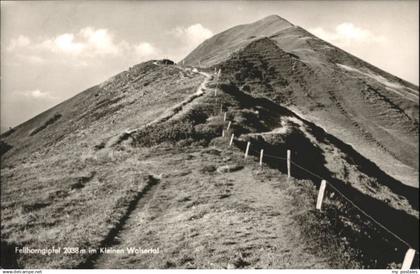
[
  {"left": 258, "top": 14, "right": 294, "bottom": 26},
  {"left": 181, "top": 15, "right": 295, "bottom": 67}
]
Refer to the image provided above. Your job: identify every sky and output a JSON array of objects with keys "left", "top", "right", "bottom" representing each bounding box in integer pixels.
[{"left": 1, "top": 1, "right": 419, "bottom": 131}]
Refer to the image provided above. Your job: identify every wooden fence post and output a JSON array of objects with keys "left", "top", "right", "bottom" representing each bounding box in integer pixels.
[
  {"left": 222, "top": 129, "right": 225, "bottom": 137},
  {"left": 316, "top": 180, "right": 327, "bottom": 210},
  {"left": 244, "top": 141, "right": 250, "bottom": 158},
  {"left": 227, "top": 121, "right": 231, "bottom": 131},
  {"left": 229, "top": 134, "right": 234, "bottom": 146},
  {"left": 259, "top": 149, "right": 264, "bottom": 166},
  {"left": 223, "top": 112, "right": 227, "bottom": 122},
  {"left": 287, "top": 149, "right": 291, "bottom": 179},
  {"left": 401, "top": 248, "right": 416, "bottom": 270},
  {"left": 215, "top": 70, "right": 220, "bottom": 94}
]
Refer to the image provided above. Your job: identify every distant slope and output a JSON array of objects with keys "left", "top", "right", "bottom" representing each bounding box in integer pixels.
[
  {"left": 0, "top": 61, "right": 204, "bottom": 164},
  {"left": 0, "top": 61, "right": 207, "bottom": 268},
  {"left": 182, "top": 15, "right": 419, "bottom": 187},
  {"left": 181, "top": 15, "right": 295, "bottom": 67}
]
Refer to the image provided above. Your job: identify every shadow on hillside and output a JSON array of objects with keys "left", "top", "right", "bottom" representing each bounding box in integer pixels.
[
  {"left": 0, "top": 141, "right": 13, "bottom": 157},
  {"left": 77, "top": 175, "right": 160, "bottom": 269},
  {"left": 0, "top": 241, "right": 20, "bottom": 268},
  {"left": 223, "top": 82, "right": 419, "bottom": 267},
  {"left": 303, "top": 119, "right": 419, "bottom": 211}
]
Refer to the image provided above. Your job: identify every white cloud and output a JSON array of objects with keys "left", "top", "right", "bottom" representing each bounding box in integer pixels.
[
  {"left": 6, "top": 35, "right": 31, "bottom": 51},
  {"left": 5, "top": 24, "right": 213, "bottom": 66},
  {"left": 310, "top": 23, "right": 386, "bottom": 46},
  {"left": 5, "top": 27, "right": 161, "bottom": 67},
  {"left": 172, "top": 24, "right": 213, "bottom": 48},
  {"left": 336, "top": 23, "right": 370, "bottom": 40},
  {"left": 19, "top": 89, "right": 57, "bottom": 100},
  {"left": 42, "top": 33, "right": 85, "bottom": 55},
  {"left": 7, "top": 27, "right": 136, "bottom": 59},
  {"left": 134, "top": 42, "right": 159, "bottom": 59},
  {"left": 29, "top": 89, "right": 48, "bottom": 98},
  {"left": 79, "top": 27, "right": 124, "bottom": 56},
  {"left": 38, "top": 27, "right": 126, "bottom": 57}
]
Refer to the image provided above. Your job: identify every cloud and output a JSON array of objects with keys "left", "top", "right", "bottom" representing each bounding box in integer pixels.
[
  {"left": 3, "top": 88, "right": 61, "bottom": 130},
  {"left": 134, "top": 42, "right": 159, "bottom": 59},
  {"left": 6, "top": 35, "right": 31, "bottom": 51},
  {"left": 79, "top": 27, "right": 126, "bottom": 56},
  {"left": 310, "top": 23, "right": 386, "bottom": 46},
  {"left": 6, "top": 27, "right": 141, "bottom": 59},
  {"left": 38, "top": 27, "right": 127, "bottom": 57},
  {"left": 28, "top": 89, "right": 48, "bottom": 98},
  {"left": 41, "top": 33, "right": 84, "bottom": 55},
  {"left": 20, "top": 89, "right": 57, "bottom": 100},
  {"left": 5, "top": 24, "right": 213, "bottom": 66},
  {"left": 171, "top": 24, "right": 213, "bottom": 49},
  {"left": 5, "top": 27, "right": 161, "bottom": 67},
  {"left": 335, "top": 23, "right": 371, "bottom": 40}
]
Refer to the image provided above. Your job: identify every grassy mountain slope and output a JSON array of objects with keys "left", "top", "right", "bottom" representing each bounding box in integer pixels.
[{"left": 182, "top": 15, "right": 419, "bottom": 187}]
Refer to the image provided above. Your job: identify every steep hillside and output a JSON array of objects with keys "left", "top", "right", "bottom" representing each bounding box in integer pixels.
[
  {"left": 182, "top": 15, "right": 419, "bottom": 188},
  {"left": 0, "top": 61, "right": 206, "bottom": 268},
  {"left": 182, "top": 15, "right": 294, "bottom": 67},
  {"left": 2, "top": 62, "right": 418, "bottom": 268},
  {"left": 0, "top": 61, "right": 204, "bottom": 163}
]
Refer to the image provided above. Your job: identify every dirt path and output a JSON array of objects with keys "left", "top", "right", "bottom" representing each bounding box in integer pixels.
[
  {"left": 91, "top": 174, "right": 162, "bottom": 268},
  {"left": 90, "top": 146, "right": 334, "bottom": 269},
  {"left": 88, "top": 68, "right": 339, "bottom": 268},
  {"left": 76, "top": 174, "right": 161, "bottom": 268},
  {"left": 104, "top": 68, "right": 213, "bottom": 148}
]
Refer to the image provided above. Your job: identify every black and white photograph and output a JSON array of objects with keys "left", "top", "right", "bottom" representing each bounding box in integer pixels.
[{"left": 0, "top": 0, "right": 419, "bottom": 271}]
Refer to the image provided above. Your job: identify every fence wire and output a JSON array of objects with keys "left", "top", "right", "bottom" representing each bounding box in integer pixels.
[
  {"left": 221, "top": 122, "right": 416, "bottom": 251},
  {"left": 213, "top": 72, "right": 417, "bottom": 255}
]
